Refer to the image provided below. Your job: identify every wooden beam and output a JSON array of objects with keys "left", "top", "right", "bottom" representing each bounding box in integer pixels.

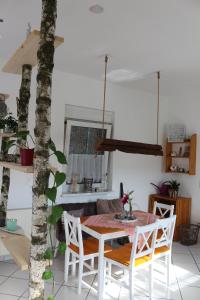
[
  {"left": 2, "top": 30, "right": 64, "bottom": 74},
  {"left": 0, "top": 93, "right": 9, "bottom": 101},
  {"left": 96, "top": 138, "right": 163, "bottom": 156}
]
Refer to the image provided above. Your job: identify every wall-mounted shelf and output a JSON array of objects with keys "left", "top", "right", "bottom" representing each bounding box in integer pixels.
[
  {"left": 0, "top": 133, "right": 15, "bottom": 138},
  {"left": 165, "top": 134, "right": 197, "bottom": 175},
  {"left": 0, "top": 93, "right": 9, "bottom": 101},
  {"left": 0, "top": 162, "right": 33, "bottom": 173},
  {"left": 2, "top": 30, "right": 64, "bottom": 74}
]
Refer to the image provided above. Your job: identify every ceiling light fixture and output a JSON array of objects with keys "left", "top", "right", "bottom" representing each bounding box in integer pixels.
[
  {"left": 107, "top": 69, "right": 145, "bottom": 82},
  {"left": 96, "top": 55, "right": 163, "bottom": 156},
  {"left": 89, "top": 4, "right": 104, "bottom": 14}
]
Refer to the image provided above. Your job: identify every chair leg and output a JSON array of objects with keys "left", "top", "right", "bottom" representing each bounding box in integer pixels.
[
  {"left": 108, "top": 262, "right": 111, "bottom": 277},
  {"left": 78, "top": 258, "right": 83, "bottom": 295},
  {"left": 64, "top": 248, "right": 70, "bottom": 283},
  {"left": 91, "top": 257, "right": 94, "bottom": 269},
  {"left": 72, "top": 254, "right": 76, "bottom": 276},
  {"left": 129, "top": 270, "right": 134, "bottom": 300},
  {"left": 166, "top": 254, "right": 171, "bottom": 288},
  {"left": 54, "top": 239, "right": 59, "bottom": 258},
  {"left": 149, "top": 264, "right": 153, "bottom": 299}
]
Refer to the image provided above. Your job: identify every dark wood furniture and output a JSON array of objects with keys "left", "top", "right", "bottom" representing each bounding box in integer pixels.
[{"left": 148, "top": 194, "right": 191, "bottom": 241}]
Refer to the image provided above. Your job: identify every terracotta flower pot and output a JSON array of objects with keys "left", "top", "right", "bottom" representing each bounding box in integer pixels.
[{"left": 20, "top": 148, "right": 34, "bottom": 166}]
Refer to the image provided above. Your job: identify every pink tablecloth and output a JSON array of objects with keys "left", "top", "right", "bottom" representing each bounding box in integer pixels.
[{"left": 83, "top": 210, "right": 157, "bottom": 237}]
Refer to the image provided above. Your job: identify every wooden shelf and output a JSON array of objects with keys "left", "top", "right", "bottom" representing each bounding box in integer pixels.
[
  {"left": 2, "top": 30, "right": 64, "bottom": 74},
  {"left": 0, "top": 232, "right": 30, "bottom": 271},
  {"left": 167, "top": 156, "right": 189, "bottom": 158},
  {"left": 0, "top": 162, "right": 33, "bottom": 173},
  {"left": 167, "top": 140, "right": 190, "bottom": 144},
  {"left": 0, "top": 133, "right": 15, "bottom": 138},
  {"left": 165, "top": 134, "right": 197, "bottom": 175},
  {"left": 0, "top": 93, "right": 9, "bottom": 101}
]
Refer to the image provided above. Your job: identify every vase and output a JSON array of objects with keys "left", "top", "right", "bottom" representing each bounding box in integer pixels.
[
  {"left": 129, "top": 202, "right": 133, "bottom": 218},
  {"left": 20, "top": 148, "right": 34, "bottom": 166}
]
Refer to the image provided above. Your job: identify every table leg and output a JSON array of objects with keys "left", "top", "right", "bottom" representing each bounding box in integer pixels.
[{"left": 97, "top": 237, "right": 105, "bottom": 300}]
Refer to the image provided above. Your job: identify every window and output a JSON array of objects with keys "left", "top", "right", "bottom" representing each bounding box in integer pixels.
[{"left": 63, "top": 105, "right": 113, "bottom": 194}]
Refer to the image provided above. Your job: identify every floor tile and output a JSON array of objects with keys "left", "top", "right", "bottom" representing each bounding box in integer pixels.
[
  {"left": 0, "top": 294, "right": 19, "bottom": 300},
  {"left": 55, "top": 285, "right": 88, "bottom": 300},
  {"left": 0, "top": 277, "right": 28, "bottom": 297},
  {"left": 0, "top": 262, "right": 18, "bottom": 277},
  {"left": 181, "top": 285, "right": 200, "bottom": 300},
  {"left": 11, "top": 270, "right": 29, "bottom": 280}
]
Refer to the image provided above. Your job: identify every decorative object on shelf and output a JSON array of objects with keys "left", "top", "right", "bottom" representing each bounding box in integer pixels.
[
  {"left": 96, "top": 56, "right": 163, "bottom": 156},
  {"left": 167, "top": 124, "right": 186, "bottom": 142},
  {"left": 84, "top": 178, "right": 93, "bottom": 192},
  {"left": 170, "top": 151, "right": 177, "bottom": 157},
  {"left": 178, "top": 147, "right": 183, "bottom": 157},
  {"left": 166, "top": 180, "right": 180, "bottom": 199},
  {"left": 3, "top": 113, "right": 18, "bottom": 133},
  {"left": 170, "top": 164, "right": 178, "bottom": 172},
  {"left": 178, "top": 167, "right": 185, "bottom": 173},
  {"left": 121, "top": 190, "right": 135, "bottom": 219},
  {"left": 150, "top": 181, "right": 169, "bottom": 196},
  {"left": 6, "top": 218, "right": 17, "bottom": 231},
  {"left": 71, "top": 173, "right": 79, "bottom": 193}
]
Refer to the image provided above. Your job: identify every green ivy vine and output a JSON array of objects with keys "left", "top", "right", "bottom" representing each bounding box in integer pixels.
[{"left": 42, "top": 139, "right": 67, "bottom": 300}]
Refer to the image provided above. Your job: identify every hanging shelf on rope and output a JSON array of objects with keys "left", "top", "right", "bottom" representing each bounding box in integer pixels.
[{"left": 96, "top": 56, "right": 163, "bottom": 156}]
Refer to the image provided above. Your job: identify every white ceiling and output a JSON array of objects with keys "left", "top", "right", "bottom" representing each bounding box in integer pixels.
[{"left": 0, "top": 0, "right": 200, "bottom": 96}]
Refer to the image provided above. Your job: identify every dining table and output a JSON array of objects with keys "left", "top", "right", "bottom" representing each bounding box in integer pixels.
[{"left": 81, "top": 210, "right": 157, "bottom": 300}]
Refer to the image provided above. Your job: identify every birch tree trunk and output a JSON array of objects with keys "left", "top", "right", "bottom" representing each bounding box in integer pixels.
[
  {"left": 0, "top": 138, "right": 10, "bottom": 227},
  {"left": 17, "top": 64, "right": 32, "bottom": 149},
  {"left": 29, "top": 0, "right": 57, "bottom": 299}
]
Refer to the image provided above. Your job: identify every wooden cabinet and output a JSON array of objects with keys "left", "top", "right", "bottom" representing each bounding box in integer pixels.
[
  {"left": 148, "top": 194, "right": 191, "bottom": 241},
  {"left": 165, "top": 134, "right": 197, "bottom": 175}
]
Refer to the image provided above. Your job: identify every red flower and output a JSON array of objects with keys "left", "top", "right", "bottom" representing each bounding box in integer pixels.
[{"left": 121, "top": 194, "right": 128, "bottom": 205}]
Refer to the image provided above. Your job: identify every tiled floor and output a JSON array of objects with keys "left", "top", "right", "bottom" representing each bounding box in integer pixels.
[{"left": 0, "top": 242, "right": 199, "bottom": 299}]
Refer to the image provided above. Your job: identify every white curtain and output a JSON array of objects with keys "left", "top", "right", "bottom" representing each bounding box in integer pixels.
[{"left": 67, "top": 154, "right": 105, "bottom": 183}]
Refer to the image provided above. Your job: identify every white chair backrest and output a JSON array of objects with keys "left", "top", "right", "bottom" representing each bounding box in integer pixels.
[
  {"left": 63, "top": 211, "right": 84, "bottom": 256},
  {"left": 130, "top": 222, "right": 158, "bottom": 267},
  {"left": 153, "top": 201, "right": 174, "bottom": 218},
  {"left": 155, "top": 215, "right": 176, "bottom": 249}
]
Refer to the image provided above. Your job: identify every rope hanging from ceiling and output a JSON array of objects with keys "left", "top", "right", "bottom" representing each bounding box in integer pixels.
[{"left": 96, "top": 55, "right": 163, "bottom": 156}]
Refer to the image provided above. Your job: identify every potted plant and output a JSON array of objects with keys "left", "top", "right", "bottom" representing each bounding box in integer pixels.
[
  {"left": 166, "top": 180, "right": 180, "bottom": 198},
  {"left": 150, "top": 181, "right": 169, "bottom": 195},
  {"left": 16, "top": 131, "right": 34, "bottom": 166},
  {"left": 4, "top": 113, "right": 18, "bottom": 133},
  {"left": 5, "top": 130, "right": 35, "bottom": 166}
]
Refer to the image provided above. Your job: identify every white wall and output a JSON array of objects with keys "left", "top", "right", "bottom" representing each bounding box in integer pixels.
[
  {"left": 0, "top": 64, "right": 169, "bottom": 211},
  {"left": 167, "top": 95, "right": 200, "bottom": 223}
]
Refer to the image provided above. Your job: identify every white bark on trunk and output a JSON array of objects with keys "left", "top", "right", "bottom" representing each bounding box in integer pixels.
[{"left": 29, "top": 0, "right": 57, "bottom": 299}]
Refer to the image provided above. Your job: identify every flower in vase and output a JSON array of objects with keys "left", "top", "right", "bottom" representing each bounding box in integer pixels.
[{"left": 121, "top": 191, "right": 134, "bottom": 208}]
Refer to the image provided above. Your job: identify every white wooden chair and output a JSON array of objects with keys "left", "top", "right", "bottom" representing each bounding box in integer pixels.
[
  {"left": 63, "top": 211, "right": 111, "bottom": 294},
  {"left": 104, "top": 222, "right": 158, "bottom": 300},
  {"left": 153, "top": 201, "right": 174, "bottom": 218},
  {"left": 153, "top": 215, "right": 176, "bottom": 287}
]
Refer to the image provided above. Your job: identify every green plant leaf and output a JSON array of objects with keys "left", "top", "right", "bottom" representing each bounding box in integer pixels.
[
  {"left": 14, "top": 130, "right": 29, "bottom": 139},
  {"left": 44, "top": 248, "right": 53, "bottom": 260},
  {"left": 48, "top": 206, "right": 63, "bottom": 225},
  {"left": 46, "top": 187, "right": 57, "bottom": 202},
  {"left": 42, "top": 270, "right": 53, "bottom": 280},
  {"left": 48, "top": 139, "right": 56, "bottom": 152},
  {"left": 3, "top": 139, "right": 16, "bottom": 152},
  {"left": 58, "top": 242, "right": 67, "bottom": 254},
  {"left": 47, "top": 296, "right": 55, "bottom": 300},
  {"left": 55, "top": 172, "right": 66, "bottom": 187},
  {"left": 54, "top": 151, "right": 67, "bottom": 164}
]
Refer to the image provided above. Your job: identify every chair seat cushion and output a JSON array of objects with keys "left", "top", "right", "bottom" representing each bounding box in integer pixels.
[
  {"left": 69, "top": 237, "right": 112, "bottom": 256},
  {"left": 155, "top": 246, "right": 170, "bottom": 255},
  {"left": 105, "top": 243, "right": 151, "bottom": 267}
]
